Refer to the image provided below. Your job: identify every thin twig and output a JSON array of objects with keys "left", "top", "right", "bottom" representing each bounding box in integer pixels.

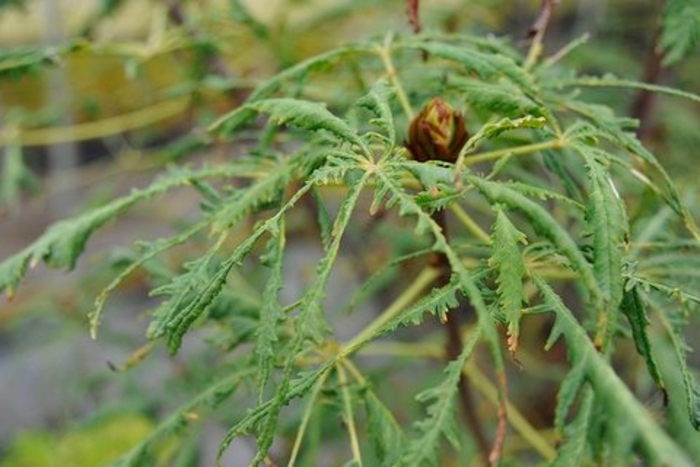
[
  {"left": 524, "top": 0, "right": 560, "bottom": 70},
  {"left": 407, "top": 0, "right": 421, "bottom": 34},
  {"left": 630, "top": 7, "right": 665, "bottom": 142}
]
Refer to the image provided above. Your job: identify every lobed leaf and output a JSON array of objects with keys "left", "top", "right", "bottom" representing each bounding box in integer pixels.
[
  {"left": 402, "top": 326, "right": 482, "bottom": 465},
  {"left": 0, "top": 165, "right": 245, "bottom": 298},
  {"left": 575, "top": 143, "right": 628, "bottom": 348},
  {"left": 661, "top": 0, "right": 700, "bottom": 65},
  {"left": 355, "top": 78, "right": 397, "bottom": 144},
  {"left": 535, "top": 276, "right": 694, "bottom": 466},
  {"left": 620, "top": 284, "right": 667, "bottom": 401},
  {"left": 364, "top": 390, "right": 406, "bottom": 467},
  {"left": 255, "top": 219, "right": 287, "bottom": 402},
  {"left": 467, "top": 175, "right": 603, "bottom": 310},
  {"left": 489, "top": 209, "right": 527, "bottom": 353},
  {"left": 210, "top": 98, "right": 369, "bottom": 154},
  {"left": 112, "top": 368, "right": 252, "bottom": 467}
]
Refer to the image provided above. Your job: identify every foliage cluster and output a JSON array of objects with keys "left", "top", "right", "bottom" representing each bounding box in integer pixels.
[{"left": 1, "top": 1, "right": 700, "bottom": 466}]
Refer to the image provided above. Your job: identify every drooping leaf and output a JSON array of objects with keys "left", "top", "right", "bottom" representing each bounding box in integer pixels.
[
  {"left": 210, "top": 98, "right": 369, "bottom": 154},
  {"left": 468, "top": 176, "right": 602, "bottom": 310},
  {"left": 575, "top": 143, "right": 628, "bottom": 348},
  {"left": 112, "top": 368, "right": 251, "bottom": 467},
  {"left": 0, "top": 165, "right": 246, "bottom": 298},
  {"left": 364, "top": 391, "right": 406, "bottom": 467},
  {"left": 554, "top": 356, "right": 589, "bottom": 433},
  {"left": 553, "top": 388, "right": 594, "bottom": 467},
  {"left": 255, "top": 218, "right": 287, "bottom": 401},
  {"left": 620, "top": 284, "right": 667, "bottom": 401},
  {"left": 355, "top": 78, "right": 396, "bottom": 143},
  {"left": 402, "top": 326, "right": 482, "bottom": 466},
  {"left": 535, "top": 276, "right": 694, "bottom": 465},
  {"left": 661, "top": 0, "right": 700, "bottom": 65},
  {"left": 489, "top": 209, "right": 527, "bottom": 353}
]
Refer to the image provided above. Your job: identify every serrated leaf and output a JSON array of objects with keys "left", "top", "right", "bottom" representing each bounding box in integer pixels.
[
  {"left": 296, "top": 171, "right": 370, "bottom": 342},
  {"left": 661, "top": 0, "right": 700, "bottom": 65},
  {"left": 652, "top": 292, "right": 700, "bottom": 430},
  {"left": 0, "top": 165, "right": 241, "bottom": 298},
  {"left": 364, "top": 391, "right": 406, "bottom": 467},
  {"left": 402, "top": 325, "right": 482, "bottom": 465},
  {"left": 554, "top": 356, "right": 588, "bottom": 432},
  {"left": 575, "top": 144, "right": 628, "bottom": 348},
  {"left": 402, "top": 40, "right": 538, "bottom": 95},
  {"left": 356, "top": 78, "right": 396, "bottom": 143},
  {"left": 460, "top": 115, "right": 548, "bottom": 156},
  {"left": 553, "top": 388, "right": 594, "bottom": 467},
  {"left": 620, "top": 285, "right": 667, "bottom": 401},
  {"left": 255, "top": 219, "right": 287, "bottom": 401},
  {"left": 112, "top": 369, "right": 250, "bottom": 467},
  {"left": 210, "top": 98, "right": 368, "bottom": 153},
  {"left": 450, "top": 77, "right": 543, "bottom": 117},
  {"left": 468, "top": 176, "right": 602, "bottom": 310},
  {"left": 534, "top": 276, "right": 694, "bottom": 466},
  {"left": 217, "top": 363, "right": 334, "bottom": 461},
  {"left": 148, "top": 176, "right": 315, "bottom": 354},
  {"left": 489, "top": 209, "right": 527, "bottom": 353}
]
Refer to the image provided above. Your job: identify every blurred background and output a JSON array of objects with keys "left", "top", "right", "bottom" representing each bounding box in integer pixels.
[{"left": 0, "top": 0, "right": 698, "bottom": 465}]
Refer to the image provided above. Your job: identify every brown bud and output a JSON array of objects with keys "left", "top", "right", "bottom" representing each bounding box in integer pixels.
[{"left": 406, "top": 98, "right": 468, "bottom": 163}]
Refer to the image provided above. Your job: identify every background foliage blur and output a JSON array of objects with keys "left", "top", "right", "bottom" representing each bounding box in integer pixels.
[{"left": 0, "top": 0, "right": 698, "bottom": 465}]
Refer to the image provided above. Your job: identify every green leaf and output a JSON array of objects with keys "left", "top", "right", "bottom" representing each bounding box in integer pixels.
[
  {"left": 468, "top": 176, "right": 602, "bottom": 309},
  {"left": 355, "top": 78, "right": 396, "bottom": 143},
  {"left": 460, "top": 115, "right": 548, "bottom": 156},
  {"left": 0, "top": 165, "right": 241, "bottom": 297},
  {"left": 553, "top": 388, "right": 594, "bottom": 467},
  {"left": 295, "top": 170, "right": 370, "bottom": 342},
  {"left": 554, "top": 357, "right": 588, "bottom": 433},
  {"left": 112, "top": 369, "right": 251, "bottom": 467},
  {"left": 402, "top": 326, "right": 482, "bottom": 466},
  {"left": 535, "top": 276, "right": 694, "bottom": 466},
  {"left": 401, "top": 39, "right": 538, "bottom": 95},
  {"left": 620, "top": 284, "right": 667, "bottom": 401},
  {"left": 652, "top": 293, "right": 700, "bottom": 431},
  {"left": 217, "top": 364, "right": 334, "bottom": 461},
  {"left": 575, "top": 144, "right": 628, "bottom": 348},
  {"left": 364, "top": 391, "right": 406, "bottom": 467},
  {"left": 148, "top": 174, "right": 315, "bottom": 354},
  {"left": 255, "top": 219, "right": 287, "bottom": 401},
  {"left": 489, "top": 209, "right": 527, "bottom": 353},
  {"left": 210, "top": 97, "right": 369, "bottom": 154},
  {"left": 450, "top": 77, "right": 542, "bottom": 117},
  {"left": 661, "top": 0, "right": 700, "bottom": 65}
]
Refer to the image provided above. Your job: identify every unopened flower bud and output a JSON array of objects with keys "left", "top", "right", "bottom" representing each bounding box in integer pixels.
[{"left": 406, "top": 98, "right": 468, "bottom": 163}]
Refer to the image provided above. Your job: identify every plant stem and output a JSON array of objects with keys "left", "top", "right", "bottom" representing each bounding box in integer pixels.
[
  {"left": 450, "top": 204, "right": 491, "bottom": 244},
  {"left": 463, "top": 139, "right": 563, "bottom": 167},
  {"left": 524, "top": 0, "right": 560, "bottom": 71},
  {"left": 377, "top": 34, "right": 415, "bottom": 119},
  {"left": 339, "top": 266, "right": 439, "bottom": 358},
  {"left": 356, "top": 340, "right": 557, "bottom": 461},
  {"left": 2, "top": 98, "right": 190, "bottom": 147},
  {"left": 630, "top": 10, "right": 664, "bottom": 142},
  {"left": 288, "top": 371, "right": 331, "bottom": 467},
  {"left": 337, "top": 362, "right": 363, "bottom": 466}
]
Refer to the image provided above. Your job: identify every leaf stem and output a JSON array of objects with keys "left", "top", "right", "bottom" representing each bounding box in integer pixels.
[
  {"left": 1, "top": 97, "right": 190, "bottom": 147},
  {"left": 467, "top": 364, "right": 557, "bottom": 461},
  {"left": 377, "top": 33, "right": 415, "bottom": 119},
  {"left": 449, "top": 204, "right": 491, "bottom": 244},
  {"left": 288, "top": 371, "right": 331, "bottom": 467},
  {"left": 463, "top": 139, "right": 564, "bottom": 167},
  {"left": 339, "top": 267, "right": 439, "bottom": 358},
  {"left": 336, "top": 362, "right": 363, "bottom": 466}
]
